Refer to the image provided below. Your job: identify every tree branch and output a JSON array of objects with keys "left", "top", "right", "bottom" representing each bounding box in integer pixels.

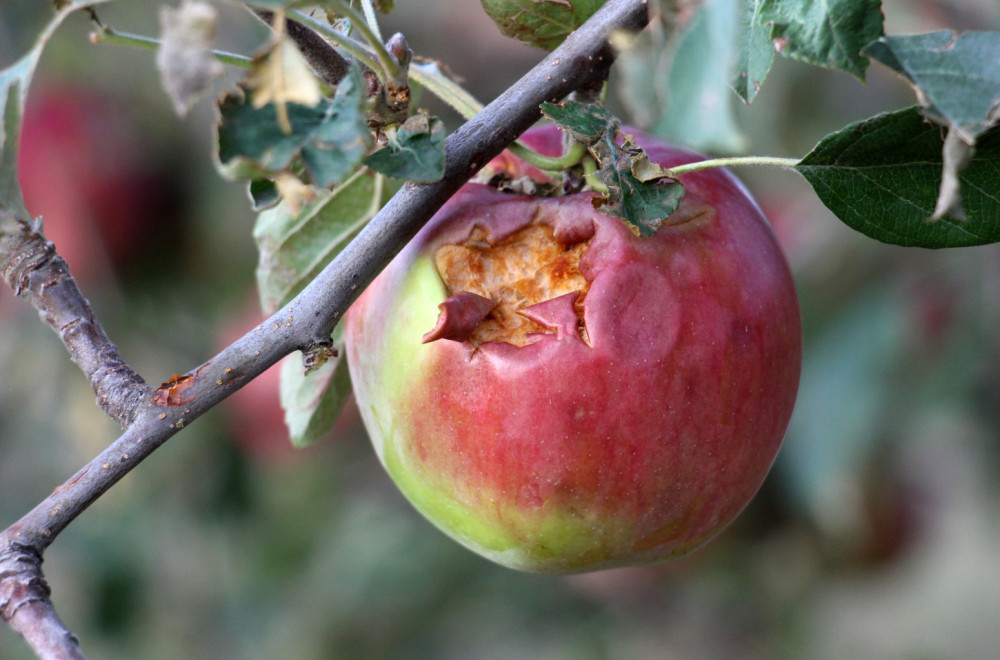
[
  {"left": 0, "top": 543, "right": 84, "bottom": 660},
  {"left": 0, "top": 1, "right": 649, "bottom": 657},
  {"left": 0, "top": 214, "right": 150, "bottom": 427}
]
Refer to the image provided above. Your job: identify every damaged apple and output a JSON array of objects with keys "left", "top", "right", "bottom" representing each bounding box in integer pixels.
[{"left": 344, "top": 127, "right": 801, "bottom": 574}]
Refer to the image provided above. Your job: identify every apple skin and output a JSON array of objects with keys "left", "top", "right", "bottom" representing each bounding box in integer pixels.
[{"left": 344, "top": 126, "right": 801, "bottom": 573}]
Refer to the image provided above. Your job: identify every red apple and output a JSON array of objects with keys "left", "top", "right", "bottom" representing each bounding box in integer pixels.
[{"left": 344, "top": 126, "right": 801, "bottom": 573}]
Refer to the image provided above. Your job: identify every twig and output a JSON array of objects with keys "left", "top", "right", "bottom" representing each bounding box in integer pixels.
[
  {"left": 0, "top": 1, "right": 649, "bottom": 657},
  {"left": 0, "top": 214, "right": 149, "bottom": 427}
]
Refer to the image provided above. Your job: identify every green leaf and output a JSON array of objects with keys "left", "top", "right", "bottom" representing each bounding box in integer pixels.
[
  {"left": 364, "top": 113, "right": 445, "bottom": 182},
  {"left": 540, "top": 100, "right": 616, "bottom": 144},
  {"left": 759, "top": 0, "right": 884, "bottom": 80},
  {"left": 732, "top": 0, "right": 774, "bottom": 102},
  {"left": 480, "top": 0, "right": 606, "bottom": 51},
  {"left": 1, "top": 0, "right": 113, "bottom": 217},
  {"left": 595, "top": 134, "right": 685, "bottom": 237},
  {"left": 255, "top": 168, "right": 390, "bottom": 314},
  {"left": 864, "top": 31, "right": 1000, "bottom": 144},
  {"left": 0, "top": 66, "right": 27, "bottom": 219},
  {"left": 280, "top": 324, "right": 352, "bottom": 449},
  {"left": 614, "top": 19, "right": 671, "bottom": 131},
  {"left": 796, "top": 107, "right": 1000, "bottom": 248},
  {"left": 615, "top": 0, "right": 745, "bottom": 151},
  {"left": 216, "top": 68, "right": 371, "bottom": 188},
  {"left": 650, "top": 0, "right": 745, "bottom": 152}
]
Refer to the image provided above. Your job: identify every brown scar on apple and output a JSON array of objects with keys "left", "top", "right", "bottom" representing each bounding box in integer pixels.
[{"left": 431, "top": 223, "right": 591, "bottom": 347}]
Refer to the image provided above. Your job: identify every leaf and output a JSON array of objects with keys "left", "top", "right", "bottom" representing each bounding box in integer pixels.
[
  {"left": 613, "top": 18, "right": 671, "bottom": 130},
  {"left": 480, "top": 0, "right": 606, "bottom": 50},
  {"left": 1, "top": 0, "right": 113, "bottom": 217},
  {"left": 614, "top": 0, "right": 745, "bottom": 151},
  {"left": 795, "top": 107, "right": 1000, "bottom": 248},
  {"left": 364, "top": 113, "right": 445, "bottom": 182},
  {"left": 650, "top": 0, "right": 745, "bottom": 152},
  {"left": 156, "top": 0, "right": 225, "bottom": 117},
  {"left": 864, "top": 31, "right": 1000, "bottom": 144},
  {"left": 216, "top": 68, "right": 371, "bottom": 188},
  {"left": 540, "top": 100, "right": 617, "bottom": 144},
  {"left": 247, "top": 35, "right": 323, "bottom": 132},
  {"left": 732, "top": 0, "right": 774, "bottom": 102},
  {"left": 280, "top": 324, "right": 352, "bottom": 449},
  {"left": 759, "top": 0, "right": 884, "bottom": 80},
  {"left": 255, "top": 168, "right": 389, "bottom": 313},
  {"left": 0, "top": 65, "right": 28, "bottom": 219},
  {"left": 595, "top": 134, "right": 685, "bottom": 237}
]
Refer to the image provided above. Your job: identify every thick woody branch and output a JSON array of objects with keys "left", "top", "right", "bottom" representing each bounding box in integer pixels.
[
  {"left": 0, "top": 215, "right": 150, "bottom": 427},
  {"left": 0, "top": 544, "right": 84, "bottom": 660},
  {"left": 0, "top": 2, "right": 649, "bottom": 657}
]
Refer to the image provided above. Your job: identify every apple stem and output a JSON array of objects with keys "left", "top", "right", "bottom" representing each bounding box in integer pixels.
[
  {"left": 583, "top": 156, "right": 608, "bottom": 193},
  {"left": 508, "top": 141, "right": 587, "bottom": 172},
  {"left": 667, "top": 156, "right": 801, "bottom": 177}
]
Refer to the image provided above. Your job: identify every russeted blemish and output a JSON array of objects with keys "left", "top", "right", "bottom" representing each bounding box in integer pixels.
[{"left": 429, "top": 221, "right": 593, "bottom": 348}]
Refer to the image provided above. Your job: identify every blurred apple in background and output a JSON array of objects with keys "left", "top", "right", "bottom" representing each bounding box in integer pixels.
[{"left": 16, "top": 84, "right": 185, "bottom": 286}]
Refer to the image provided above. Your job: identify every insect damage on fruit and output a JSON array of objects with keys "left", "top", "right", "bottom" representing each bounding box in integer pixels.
[{"left": 424, "top": 223, "right": 593, "bottom": 347}]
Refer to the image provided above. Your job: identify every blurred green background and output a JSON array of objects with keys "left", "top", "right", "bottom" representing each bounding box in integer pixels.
[{"left": 2, "top": 1, "right": 1000, "bottom": 658}]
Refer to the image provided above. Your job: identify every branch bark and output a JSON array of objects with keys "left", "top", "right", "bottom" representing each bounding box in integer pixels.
[
  {"left": 0, "top": 1, "right": 649, "bottom": 657},
  {"left": 0, "top": 215, "right": 149, "bottom": 427}
]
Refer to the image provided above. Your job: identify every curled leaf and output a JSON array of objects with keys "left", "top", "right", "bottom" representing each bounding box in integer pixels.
[
  {"left": 248, "top": 35, "right": 323, "bottom": 133},
  {"left": 157, "top": 0, "right": 224, "bottom": 116}
]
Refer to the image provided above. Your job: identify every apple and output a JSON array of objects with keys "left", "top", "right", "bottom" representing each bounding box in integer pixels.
[
  {"left": 344, "top": 126, "right": 801, "bottom": 573},
  {"left": 17, "top": 84, "right": 184, "bottom": 285}
]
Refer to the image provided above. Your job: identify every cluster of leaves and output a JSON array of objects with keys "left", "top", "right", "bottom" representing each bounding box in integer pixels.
[
  {"left": 491, "top": 0, "right": 999, "bottom": 247},
  {"left": 739, "top": 2, "right": 1000, "bottom": 246},
  {"left": 541, "top": 100, "right": 684, "bottom": 237},
  {"left": 606, "top": 0, "right": 999, "bottom": 248},
  {"left": 204, "top": 2, "right": 448, "bottom": 447}
]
